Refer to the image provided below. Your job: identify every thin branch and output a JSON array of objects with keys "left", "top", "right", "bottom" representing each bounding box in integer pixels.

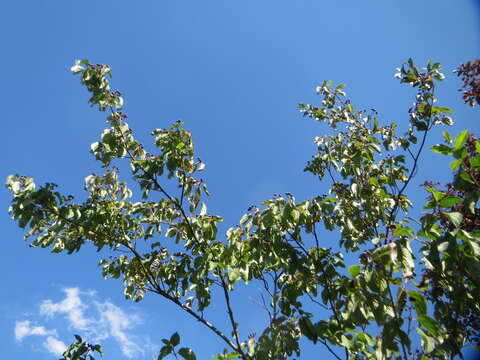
[
  {"left": 219, "top": 274, "right": 248, "bottom": 360},
  {"left": 179, "top": 173, "right": 186, "bottom": 207},
  {"left": 407, "top": 305, "right": 413, "bottom": 338},
  {"left": 149, "top": 284, "right": 239, "bottom": 353},
  {"left": 321, "top": 273, "right": 349, "bottom": 360},
  {"left": 312, "top": 223, "right": 320, "bottom": 250},
  {"left": 327, "top": 167, "right": 337, "bottom": 184},
  {"left": 249, "top": 294, "right": 272, "bottom": 324},
  {"left": 319, "top": 339, "right": 343, "bottom": 360},
  {"left": 385, "top": 266, "right": 408, "bottom": 360},
  {"left": 407, "top": 147, "right": 415, "bottom": 161},
  {"left": 306, "top": 293, "right": 329, "bottom": 310},
  {"left": 286, "top": 230, "right": 308, "bottom": 257},
  {"left": 272, "top": 271, "right": 280, "bottom": 323},
  {"left": 386, "top": 86, "right": 435, "bottom": 232},
  {"left": 259, "top": 274, "right": 273, "bottom": 298}
]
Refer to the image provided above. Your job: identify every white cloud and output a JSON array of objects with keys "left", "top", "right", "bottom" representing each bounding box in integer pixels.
[
  {"left": 43, "top": 336, "right": 67, "bottom": 356},
  {"left": 40, "top": 287, "right": 90, "bottom": 330},
  {"left": 14, "top": 320, "right": 57, "bottom": 341},
  {"left": 97, "top": 302, "right": 143, "bottom": 358},
  {"left": 15, "top": 287, "right": 146, "bottom": 359}
]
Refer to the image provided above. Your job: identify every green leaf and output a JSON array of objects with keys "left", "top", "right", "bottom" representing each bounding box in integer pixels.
[
  {"left": 454, "top": 130, "right": 469, "bottom": 150},
  {"left": 158, "top": 345, "right": 172, "bottom": 360},
  {"left": 170, "top": 332, "right": 180, "bottom": 347},
  {"left": 453, "top": 147, "right": 467, "bottom": 160},
  {"left": 165, "top": 227, "right": 177, "bottom": 238},
  {"left": 432, "top": 106, "right": 453, "bottom": 114},
  {"left": 400, "top": 240, "right": 414, "bottom": 276},
  {"left": 437, "top": 241, "right": 449, "bottom": 252},
  {"left": 247, "top": 338, "right": 255, "bottom": 357},
  {"left": 429, "top": 144, "right": 452, "bottom": 155},
  {"left": 216, "top": 353, "right": 241, "bottom": 360},
  {"left": 290, "top": 209, "right": 300, "bottom": 222},
  {"left": 357, "top": 332, "right": 375, "bottom": 346},
  {"left": 450, "top": 158, "right": 463, "bottom": 170},
  {"left": 382, "top": 320, "right": 399, "bottom": 351},
  {"left": 299, "top": 317, "right": 317, "bottom": 343},
  {"left": 471, "top": 154, "right": 480, "bottom": 167},
  {"left": 239, "top": 214, "right": 249, "bottom": 226},
  {"left": 439, "top": 196, "right": 462, "bottom": 208},
  {"left": 441, "top": 211, "right": 463, "bottom": 228},
  {"left": 418, "top": 315, "right": 440, "bottom": 337},
  {"left": 228, "top": 267, "right": 241, "bottom": 283},
  {"left": 417, "top": 102, "right": 431, "bottom": 116},
  {"left": 340, "top": 334, "right": 354, "bottom": 347},
  {"left": 348, "top": 265, "right": 361, "bottom": 278},
  {"left": 417, "top": 328, "right": 435, "bottom": 354},
  {"left": 408, "top": 291, "right": 427, "bottom": 315},
  {"left": 466, "top": 238, "right": 480, "bottom": 257},
  {"left": 442, "top": 130, "right": 452, "bottom": 144},
  {"left": 176, "top": 142, "right": 186, "bottom": 150},
  {"left": 460, "top": 169, "right": 474, "bottom": 183},
  {"left": 425, "top": 187, "right": 444, "bottom": 202},
  {"left": 178, "top": 347, "right": 197, "bottom": 360}
]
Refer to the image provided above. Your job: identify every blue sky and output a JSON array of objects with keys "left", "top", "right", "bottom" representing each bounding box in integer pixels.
[{"left": 1, "top": 1, "right": 479, "bottom": 359}]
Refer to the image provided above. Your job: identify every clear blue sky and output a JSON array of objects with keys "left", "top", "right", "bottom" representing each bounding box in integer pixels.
[{"left": 1, "top": 1, "right": 479, "bottom": 359}]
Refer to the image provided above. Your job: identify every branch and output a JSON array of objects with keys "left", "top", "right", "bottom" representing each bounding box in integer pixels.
[
  {"left": 386, "top": 86, "right": 435, "bottom": 233},
  {"left": 149, "top": 285, "right": 239, "bottom": 353},
  {"left": 306, "top": 293, "right": 329, "bottom": 310},
  {"left": 286, "top": 230, "right": 308, "bottom": 257},
  {"left": 319, "top": 339, "right": 343, "bottom": 360},
  {"left": 385, "top": 266, "right": 408, "bottom": 360},
  {"left": 125, "top": 242, "right": 243, "bottom": 354},
  {"left": 219, "top": 273, "right": 248, "bottom": 360},
  {"left": 320, "top": 271, "right": 349, "bottom": 360}
]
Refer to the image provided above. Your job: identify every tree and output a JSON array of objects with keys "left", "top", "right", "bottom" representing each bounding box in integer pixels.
[{"left": 6, "top": 58, "right": 479, "bottom": 360}]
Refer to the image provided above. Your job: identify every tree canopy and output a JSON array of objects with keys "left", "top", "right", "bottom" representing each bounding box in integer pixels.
[{"left": 7, "top": 58, "right": 479, "bottom": 360}]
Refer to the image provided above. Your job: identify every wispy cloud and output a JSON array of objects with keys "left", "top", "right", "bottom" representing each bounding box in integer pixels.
[
  {"left": 40, "top": 287, "right": 90, "bottom": 330},
  {"left": 43, "top": 336, "right": 67, "bottom": 356},
  {"left": 96, "top": 302, "right": 143, "bottom": 358},
  {"left": 14, "top": 320, "right": 57, "bottom": 341},
  {"left": 15, "top": 287, "right": 145, "bottom": 359}
]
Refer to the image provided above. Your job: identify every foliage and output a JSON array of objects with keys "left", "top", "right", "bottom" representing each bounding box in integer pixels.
[
  {"left": 60, "top": 335, "right": 103, "bottom": 360},
  {"left": 6, "top": 58, "right": 479, "bottom": 360}
]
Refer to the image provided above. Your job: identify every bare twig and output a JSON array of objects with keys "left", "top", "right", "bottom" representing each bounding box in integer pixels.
[
  {"left": 219, "top": 274, "right": 248, "bottom": 360},
  {"left": 319, "top": 339, "right": 343, "bottom": 360}
]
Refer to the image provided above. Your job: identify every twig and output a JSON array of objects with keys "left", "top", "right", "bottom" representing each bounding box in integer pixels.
[
  {"left": 219, "top": 274, "right": 248, "bottom": 360},
  {"left": 319, "top": 339, "right": 343, "bottom": 360}
]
